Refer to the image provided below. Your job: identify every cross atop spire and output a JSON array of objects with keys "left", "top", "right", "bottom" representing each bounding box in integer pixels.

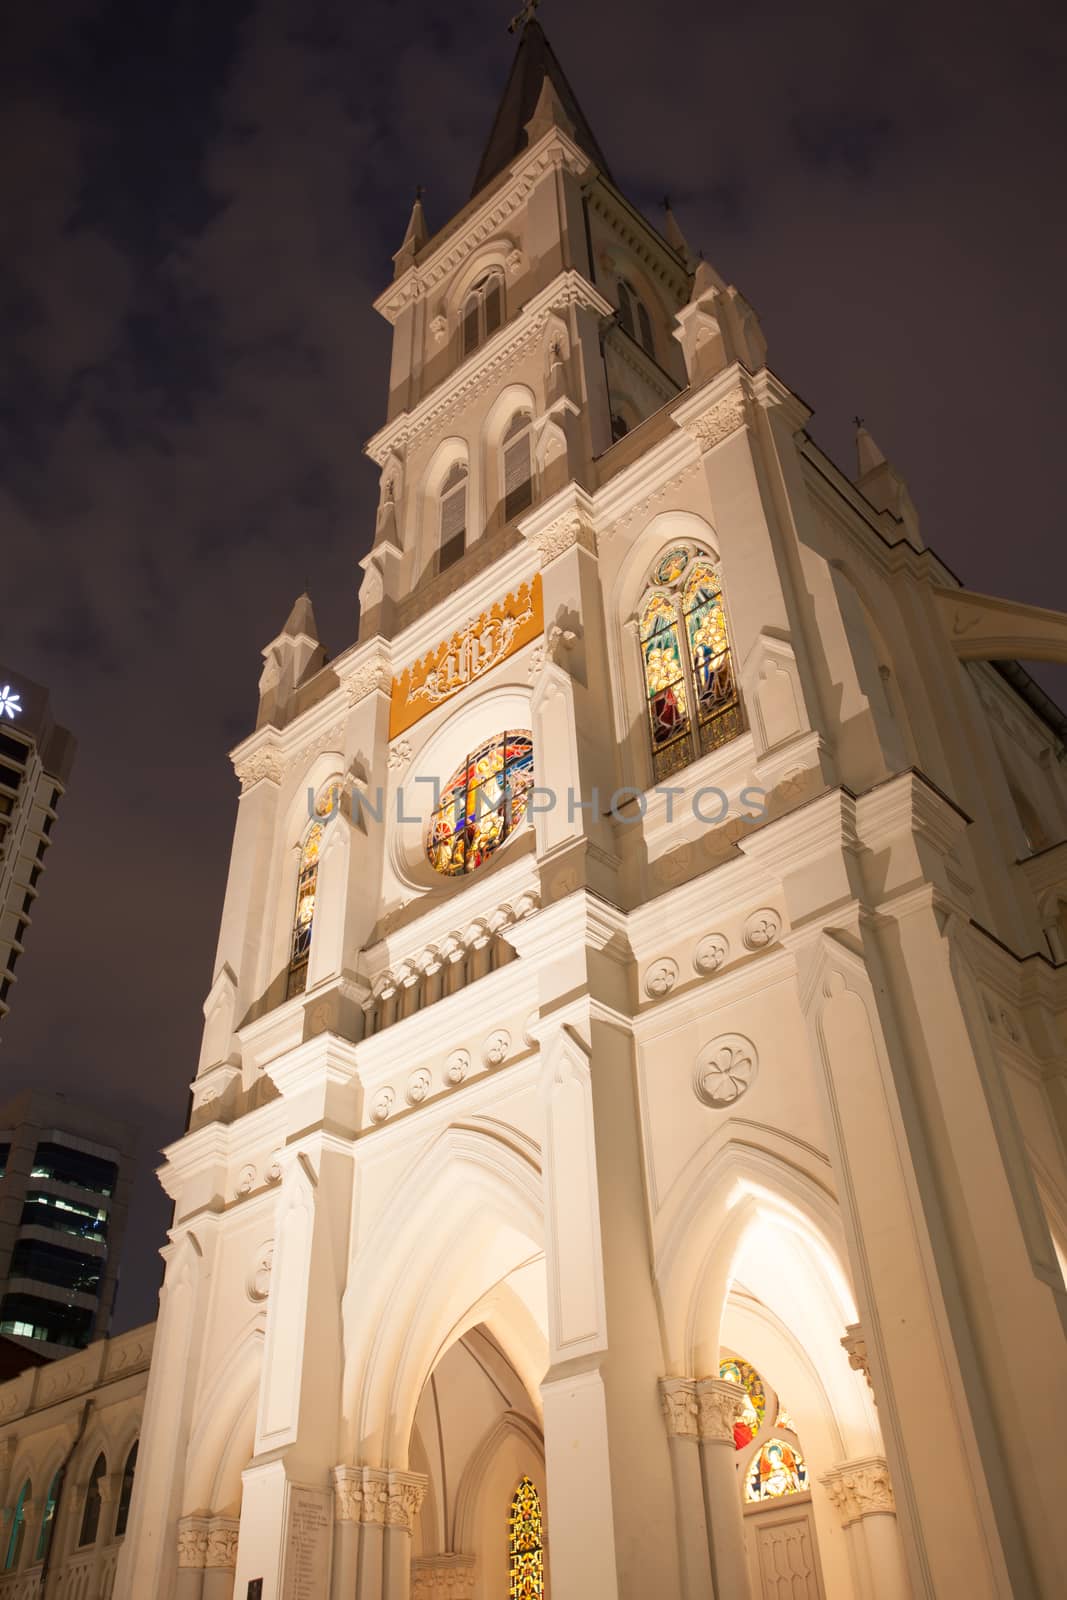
[{"left": 508, "top": 0, "right": 541, "bottom": 33}]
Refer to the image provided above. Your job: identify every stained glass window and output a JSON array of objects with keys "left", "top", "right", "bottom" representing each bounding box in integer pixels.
[
  {"left": 508, "top": 1476, "right": 544, "bottom": 1599},
  {"left": 719, "top": 1357, "right": 766, "bottom": 1451},
  {"left": 638, "top": 547, "right": 740, "bottom": 778},
  {"left": 286, "top": 783, "right": 340, "bottom": 1000},
  {"left": 744, "top": 1438, "right": 809, "bottom": 1503},
  {"left": 36, "top": 1472, "right": 59, "bottom": 1562},
  {"left": 79, "top": 1454, "right": 106, "bottom": 1547},
  {"left": 426, "top": 733, "right": 534, "bottom": 877},
  {"left": 114, "top": 1441, "right": 138, "bottom": 1538},
  {"left": 4, "top": 1479, "right": 29, "bottom": 1571}
]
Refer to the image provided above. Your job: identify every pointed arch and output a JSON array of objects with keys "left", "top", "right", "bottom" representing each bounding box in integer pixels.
[
  {"left": 341, "top": 1122, "right": 545, "bottom": 1466},
  {"left": 453, "top": 1410, "right": 545, "bottom": 1553},
  {"left": 4, "top": 1478, "right": 30, "bottom": 1571},
  {"left": 184, "top": 1323, "right": 265, "bottom": 1515}
]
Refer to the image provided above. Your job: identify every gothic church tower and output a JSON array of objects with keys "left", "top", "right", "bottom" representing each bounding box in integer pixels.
[{"left": 116, "top": 14, "right": 1067, "bottom": 1600}]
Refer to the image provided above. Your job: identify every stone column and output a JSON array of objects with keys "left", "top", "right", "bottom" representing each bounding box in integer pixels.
[
  {"left": 174, "top": 1514, "right": 208, "bottom": 1600},
  {"left": 332, "top": 1467, "right": 427, "bottom": 1600},
  {"left": 203, "top": 1517, "right": 241, "bottom": 1600},
  {"left": 822, "top": 1458, "right": 909, "bottom": 1600},
  {"left": 410, "top": 1553, "right": 476, "bottom": 1598},
  {"left": 533, "top": 1004, "right": 682, "bottom": 1598},
  {"left": 696, "top": 1379, "right": 752, "bottom": 1600},
  {"left": 659, "top": 1380, "right": 714, "bottom": 1600}
]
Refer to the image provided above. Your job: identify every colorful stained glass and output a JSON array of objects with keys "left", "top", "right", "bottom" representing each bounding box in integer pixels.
[
  {"left": 719, "top": 1357, "right": 766, "bottom": 1450},
  {"left": 287, "top": 782, "right": 340, "bottom": 999},
  {"left": 776, "top": 1406, "right": 798, "bottom": 1434},
  {"left": 427, "top": 732, "right": 534, "bottom": 877},
  {"left": 654, "top": 546, "right": 690, "bottom": 585},
  {"left": 638, "top": 549, "right": 740, "bottom": 776},
  {"left": 509, "top": 1476, "right": 545, "bottom": 1599},
  {"left": 744, "top": 1438, "right": 809, "bottom": 1503}
]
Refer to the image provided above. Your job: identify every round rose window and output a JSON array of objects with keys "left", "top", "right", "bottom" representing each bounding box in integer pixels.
[{"left": 426, "top": 731, "right": 534, "bottom": 876}]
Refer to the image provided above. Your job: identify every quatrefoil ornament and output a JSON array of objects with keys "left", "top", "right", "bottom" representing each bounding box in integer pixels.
[{"left": 694, "top": 1034, "right": 758, "bottom": 1108}]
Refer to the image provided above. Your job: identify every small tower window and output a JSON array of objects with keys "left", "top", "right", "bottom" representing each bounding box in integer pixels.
[
  {"left": 638, "top": 546, "right": 741, "bottom": 779},
  {"left": 114, "top": 1441, "right": 138, "bottom": 1538},
  {"left": 438, "top": 462, "right": 468, "bottom": 572},
  {"left": 502, "top": 411, "right": 534, "bottom": 522},
  {"left": 617, "top": 276, "right": 655, "bottom": 357},
  {"left": 79, "top": 1454, "right": 106, "bottom": 1547},
  {"left": 462, "top": 272, "right": 505, "bottom": 357}
]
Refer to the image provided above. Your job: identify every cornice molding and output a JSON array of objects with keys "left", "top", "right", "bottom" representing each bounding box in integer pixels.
[{"left": 365, "top": 271, "right": 613, "bottom": 466}]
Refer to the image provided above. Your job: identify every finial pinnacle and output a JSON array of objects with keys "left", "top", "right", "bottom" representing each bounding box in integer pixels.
[
  {"left": 508, "top": 0, "right": 540, "bottom": 34},
  {"left": 853, "top": 415, "right": 865, "bottom": 429}
]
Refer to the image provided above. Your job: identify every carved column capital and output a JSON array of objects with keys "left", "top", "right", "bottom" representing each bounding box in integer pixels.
[
  {"left": 331, "top": 1464, "right": 427, "bottom": 1530},
  {"left": 176, "top": 1514, "right": 210, "bottom": 1569},
  {"left": 682, "top": 390, "right": 749, "bottom": 453},
  {"left": 204, "top": 1516, "right": 241, "bottom": 1569},
  {"left": 695, "top": 1376, "right": 749, "bottom": 1443},
  {"left": 659, "top": 1377, "right": 699, "bottom": 1438},
  {"left": 821, "top": 1456, "right": 896, "bottom": 1526}
]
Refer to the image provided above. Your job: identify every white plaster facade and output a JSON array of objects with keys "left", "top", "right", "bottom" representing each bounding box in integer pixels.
[{"left": 90, "top": 18, "right": 1067, "bottom": 1600}]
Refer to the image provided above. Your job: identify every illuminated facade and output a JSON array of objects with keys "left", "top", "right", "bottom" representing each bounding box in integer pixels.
[
  {"left": 105, "top": 14, "right": 1067, "bottom": 1600},
  {"left": 0, "top": 667, "right": 75, "bottom": 1033}
]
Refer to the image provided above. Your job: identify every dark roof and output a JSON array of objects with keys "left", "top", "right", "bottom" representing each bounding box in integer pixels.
[{"left": 471, "top": 20, "right": 613, "bottom": 198}]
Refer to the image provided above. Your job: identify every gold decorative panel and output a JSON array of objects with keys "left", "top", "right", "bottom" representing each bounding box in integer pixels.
[{"left": 389, "top": 575, "right": 543, "bottom": 738}]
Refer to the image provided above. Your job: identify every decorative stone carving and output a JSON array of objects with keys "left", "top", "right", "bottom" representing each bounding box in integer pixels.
[
  {"left": 266, "top": 1151, "right": 283, "bottom": 1184},
  {"left": 234, "top": 749, "right": 285, "bottom": 793},
  {"left": 370, "top": 1087, "right": 396, "bottom": 1123},
  {"left": 247, "top": 1244, "right": 274, "bottom": 1303},
  {"left": 412, "top": 1555, "right": 477, "bottom": 1600},
  {"left": 177, "top": 1516, "right": 210, "bottom": 1569},
  {"left": 332, "top": 1466, "right": 426, "bottom": 1529},
  {"left": 686, "top": 391, "right": 747, "bottom": 452},
  {"left": 841, "top": 1323, "right": 873, "bottom": 1391},
  {"left": 344, "top": 658, "right": 392, "bottom": 706},
  {"left": 205, "top": 1519, "right": 241, "bottom": 1569},
  {"left": 696, "top": 1377, "right": 749, "bottom": 1443},
  {"left": 429, "top": 314, "right": 448, "bottom": 343},
  {"left": 235, "top": 1164, "right": 257, "bottom": 1198},
  {"left": 445, "top": 1049, "right": 470, "bottom": 1085},
  {"left": 506, "top": 247, "right": 525, "bottom": 276},
  {"left": 483, "top": 1029, "right": 511, "bottom": 1067},
  {"left": 660, "top": 1378, "right": 700, "bottom": 1438},
  {"left": 743, "top": 907, "right": 782, "bottom": 950},
  {"left": 534, "top": 510, "right": 597, "bottom": 565},
  {"left": 407, "top": 1068, "right": 433, "bottom": 1105},
  {"left": 386, "top": 1473, "right": 428, "bottom": 1531},
  {"left": 822, "top": 1456, "right": 896, "bottom": 1525},
  {"left": 693, "top": 933, "right": 729, "bottom": 975},
  {"left": 388, "top": 738, "right": 413, "bottom": 772},
  {"left": 694, "top": 1034, "right": 758, "bottom": 1108},
  {"left": 644, "top": 957, "right": 679, "bottom": 999}
]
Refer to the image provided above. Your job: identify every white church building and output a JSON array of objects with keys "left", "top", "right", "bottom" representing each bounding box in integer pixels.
[{"left": 4, "top": 13, "right": 1067, "bottom": 1600}]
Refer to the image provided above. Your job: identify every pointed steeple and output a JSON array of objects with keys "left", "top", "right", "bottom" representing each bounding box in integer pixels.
[
  {"left": 393, "top": 189, "right": 429, "bottom": 279},
  {"left": 852, "top": 418, "right": 923, "bottom": 549},
  {"left": 281, "top": 591, "right": 319, "bottom": 643},
  {"left": 662, "top": 198, "right": 695, "bottom": 267},
  {"left": 257, "top": 591, "right": 326, "bottom": 729},
  {"left": 471, "top": 19, "right": 612, "bottom": 198}
]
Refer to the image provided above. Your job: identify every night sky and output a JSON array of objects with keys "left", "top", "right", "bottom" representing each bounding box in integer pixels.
[{"left": 4, "top": 0, "right": 1066, "bottom": 1331}]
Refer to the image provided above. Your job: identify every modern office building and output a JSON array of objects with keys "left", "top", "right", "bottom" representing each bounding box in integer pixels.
[
  {"left": 0, "top": 1091, "right": 136, "bottom": 1359},
  {"left": 0, "top": 666, "right": 75, "bottom": 1029}
]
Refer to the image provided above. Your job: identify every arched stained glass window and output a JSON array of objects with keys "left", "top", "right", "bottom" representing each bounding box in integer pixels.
[
  {"left": 508, "top": 1475, "right": 544, "bottom": 1599},
  {"left": 744, "top": 1437, "right": 809, "bottom": 1503},
  {"left": 427, "top": 733, "right": 534, "bottom": 877},
  {"left": 286, "top": 783, "right": 340, "bottom": 1000},
  {"left": 35, "top": 1471, "right": 59, "bottom": 1562},
  {"left": 79, "top": 1454, "right": 106, "bottom": 1547},
  {"left": 114, "top": 1441, "right": 138, "bottom": 1538},
  {"left": 638, "top": 545, "right": 741, "bottom": 779},
  {"left": 719, "top": 1357, "right": 766, "bottom": 1451},
  {"left": 4, "top": 1479, "right": 30, "bottom": 1571}
]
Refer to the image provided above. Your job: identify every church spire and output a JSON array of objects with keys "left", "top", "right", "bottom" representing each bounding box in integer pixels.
[
  {"left": 392, "top": 188, "right": 428, "bottom": 279},
  {"left": 661, "top": 197, "right": 695, "bottom": 267},
  {"left": 257, "top": 591, "right": 325, "bottom": 729},
  {"left": 470, "top": 14, "right": 612, "bottom": 198}
]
